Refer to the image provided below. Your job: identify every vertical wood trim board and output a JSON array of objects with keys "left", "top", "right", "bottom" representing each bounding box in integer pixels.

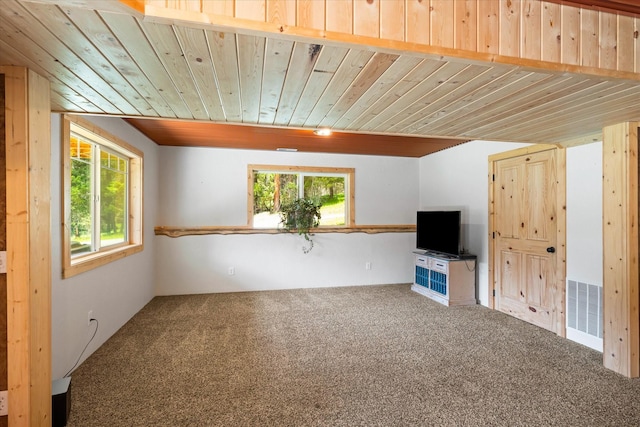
[
  {"left": 487, "top": 158, "right": 496, "bottom": 310},
  {"left": 1, "top": 65, "right": 52, "bottom": 425},
  {"left": 602, "top": 122, "right": 640, "bottom": 378},
  {"left": 555, "top": 146, "right": 567, "bottom": 337},
  {"left": 0, "top": 73, "right": 7, "bottom": 427}
]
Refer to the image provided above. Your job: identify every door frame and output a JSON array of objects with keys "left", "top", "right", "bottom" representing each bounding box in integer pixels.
[{"left": 488, "top": 144, "right": 567, "bottom": 336}]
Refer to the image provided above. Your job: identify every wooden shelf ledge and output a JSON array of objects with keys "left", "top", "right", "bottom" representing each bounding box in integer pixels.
[{"left": 155, "top": 225, "right": 416, "bottom": 238}]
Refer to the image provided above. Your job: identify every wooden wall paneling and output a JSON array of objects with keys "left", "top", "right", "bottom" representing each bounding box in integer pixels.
[
  {"left": 430, "top": 0, "right": 455, "bottom": 48},
  {"left": 380, "top": 0, "right": 404, "bottom": 42},
  {"left": 332, "top": 55, "right": 422, "bottom": 129},
  {"left": 521, "top": 0, "right": 542, "bottom": 60},
  {"left": 478, "top": 0, "right": 499, "bottom": 54},
  {"left": 100, "top": 12, "right": 193, "bottom": 118},
  {"left": 0, "top": 73, "right": 7, "bottom": 427},
  {"left": 201, "top": 0, "right": 235, "bottom": 17},
  {"left": 267, "top": 0, "right": 296, "bottom": 26},
  {"left": 319, "top": 52, "right": 398, "bottom": 128},
  {"left": 139, "top": 20, "right": 209, "bottom": 119},
  {"left": 178, "top": 0, "right": 200, "bottom": 12},
  {"left": 542, "top": 1, "right": 562, "bottom": 62},
  {"left": 325, "top": 0, "right": 353, "bottom": 34},
  {"left": 145, "top": 0, "right": 166, "bottom": 10},
  {"left": 2, "top": 65, "right": 52, "bottom": 426},
  {"left": 236, "top": 34, "right": 265, "bottom": 124},
  {"left": 296, "top": 0, "right": 325, "bottom": 30},
  {"left": 25, "top": 67, "right": 52, "bottom": 427},
  {"left": 456, "top": 0, "right": 477, "bottom": 52},
  {"left": 273, "top": 42, "right": 321, "bottom": 125},
  {"left": 354, "top": 0, "right": 379, "bottom": 38},
  {"left": 617, "top": 14, "right": 635, "bottom": 72},
  {"left": 602, "top": 121, "right": 640, "bottom": 378},
  {"left": 406, "top": 0, "right": 430, "bottom": 45},
  {"left": 206, "top": 30, "right": 243, "bottom": 121},
  {"left": 554, "top": 146, "right": 567, "bottom": 337},
  {"left": 599, "top": 11, "right": 618, "bottom": 69},
  {"left": 636, "top": 17, "right": 640, "bottom": 73},
  {"left": 303, "top": 49, "right": 374, "bottom": 127},
  {"left": 259, "top": 38, "right": 294, "bottom": 124},
  {"left": 235, "top": 0, "right": 266, "bottom": 21},
  {"left": 500, "top": 0, "right": 521, "bottom": 57},
  {"left": 561, "top": 4, "right": 581, "bottom": 65},
  {"left": 580, "top": 8, "right": 600, "bottom": 67},
  {"left": 288, "top": 45, "right": 349, "bottom": 126}
]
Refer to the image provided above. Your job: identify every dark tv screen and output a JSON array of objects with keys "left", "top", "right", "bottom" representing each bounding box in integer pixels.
[{"left": 416, "top": 210, "right": 461, "bottom": 256}]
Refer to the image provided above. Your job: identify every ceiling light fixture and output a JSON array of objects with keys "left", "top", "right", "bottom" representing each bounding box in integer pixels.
[
  {"left": 276, "top": 148, "right": 298, "bottom": 152},
  {"left": 313, "top": 128, "right": 332, "bottom": 136}
]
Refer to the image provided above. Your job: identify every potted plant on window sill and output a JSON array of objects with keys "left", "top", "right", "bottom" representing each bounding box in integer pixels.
[{"left": 279, "top": 198, "right": 322, "bottom": 253}]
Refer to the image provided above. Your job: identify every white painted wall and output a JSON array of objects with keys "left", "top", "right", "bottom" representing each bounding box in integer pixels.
[
  {"left": 51, "top": 115, "right": 159, "bottom": 380},
  {"left": 566, "top": 141, "right": 602, "bottom": 285},
  {"left": 418, "top": 140, "right": 605, "bottom": 312},
  {"left": 51, "top": 126, "right": 604, "bottom": 375},
  {"left": 155, "top": 147, "right": 419, "bottom": 295},
  {"left": 418, "top": 140, "right": 530, "bottom": 306}
]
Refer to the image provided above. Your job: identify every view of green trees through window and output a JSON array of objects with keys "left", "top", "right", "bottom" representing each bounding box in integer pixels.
[
  {"left": 253, "top": 171, "right": 346, "bottom": 228},
  {"left": 70, "top": 128, "right": 128, "bottom": 256}
]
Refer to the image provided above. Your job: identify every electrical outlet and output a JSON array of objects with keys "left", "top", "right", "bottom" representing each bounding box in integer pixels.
[
  {"left": 228, "top": 267, "right": 235, "bottom": 276},
  {"left": 0, "top": 389, "right": 8, "bottom": 416},
  {"left": 0, "top": 251, "right": 6, "bottom": 274},
  {"left": 87, "top": 310, "right": 93, "bottom": 326},
  {"left": 365, "top": 262, "right": 372, "bottom": 270}
]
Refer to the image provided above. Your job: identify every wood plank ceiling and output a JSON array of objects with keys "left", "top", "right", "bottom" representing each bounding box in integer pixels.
[{"left": 1, "top": 0, "right": 640, "bottom": 156}]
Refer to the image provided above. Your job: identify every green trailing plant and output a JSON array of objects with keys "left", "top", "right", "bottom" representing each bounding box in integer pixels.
[{"left": 279, "top": 198, "right": 322, "bottom": 253}]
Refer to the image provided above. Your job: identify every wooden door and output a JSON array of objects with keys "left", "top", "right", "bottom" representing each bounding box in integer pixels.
[{"left": 490, "top": 146, "right": 565, "bottom": 334}]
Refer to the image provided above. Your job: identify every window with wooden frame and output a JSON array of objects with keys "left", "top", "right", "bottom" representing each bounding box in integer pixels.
[
  {"left": 248, "top": 165, "right": 355, "bottom": 228},
  {"left": 62, "top": 115, "right": 143, "bottom": 278}
]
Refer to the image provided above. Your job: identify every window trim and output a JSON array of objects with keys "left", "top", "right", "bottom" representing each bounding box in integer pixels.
[
  {"left": 62, "top": 114, "right": 144, "bottom": 278},
  {"left": 248, "top": 165, "right": 355, "bottom": 228}
]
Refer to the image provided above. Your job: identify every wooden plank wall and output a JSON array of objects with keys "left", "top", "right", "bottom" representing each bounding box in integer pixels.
[
  {"left": 2, "top": 65, "right": 52, "bottom": 426},
  {"left": 0, "top": 74, "right": 7, "bottom": 427},
  {"left": 602, "top": 121, "right": 640, "bottom": 378},
  {"left": 147, "top": 0, "right": 640, "bottom": 74}
]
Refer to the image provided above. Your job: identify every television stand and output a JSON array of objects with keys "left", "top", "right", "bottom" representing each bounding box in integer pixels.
[{"left": 411, "top": 251, "right": 477, "bottom": 306}]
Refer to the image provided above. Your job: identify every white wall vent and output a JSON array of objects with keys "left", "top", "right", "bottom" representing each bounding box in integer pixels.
[{"left": 566, "top": 279, "right": 603, "bottom": 351}]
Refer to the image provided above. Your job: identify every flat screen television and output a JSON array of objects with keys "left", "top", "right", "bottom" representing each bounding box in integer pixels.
[{"left": 416, "top": 210, "right": 461, "bottom": 257}]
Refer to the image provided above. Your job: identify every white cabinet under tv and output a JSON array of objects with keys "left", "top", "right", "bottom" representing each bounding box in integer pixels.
[{"left": 411, "top": 252, "right": 477, "bottom": 306}]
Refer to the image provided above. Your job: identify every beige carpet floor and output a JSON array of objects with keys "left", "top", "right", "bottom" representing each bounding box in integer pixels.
[{"left": 66, "top": 284, "right": 640, "bottom": 426}]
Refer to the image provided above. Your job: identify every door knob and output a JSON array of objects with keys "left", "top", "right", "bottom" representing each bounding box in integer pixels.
[{"left": 546, "top": 247, "right": 556, "bottom": 253}]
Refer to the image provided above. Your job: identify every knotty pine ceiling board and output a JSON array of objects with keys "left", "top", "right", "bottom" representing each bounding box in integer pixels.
[{"left": 2, "top": 0, "right": 640, "bottom": 155}]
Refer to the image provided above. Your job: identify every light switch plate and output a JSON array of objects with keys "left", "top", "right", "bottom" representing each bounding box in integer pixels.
[{"left": 0, "top": 251, "right": 6, "bottom": 274}]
